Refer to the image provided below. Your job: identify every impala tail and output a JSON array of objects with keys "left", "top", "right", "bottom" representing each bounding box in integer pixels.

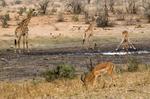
[
  {"left": 80, "top": 74, "right": 85, "bottom": 83},
  {"left": 112, "top": 63, "right": 115, "bottom": 71}
]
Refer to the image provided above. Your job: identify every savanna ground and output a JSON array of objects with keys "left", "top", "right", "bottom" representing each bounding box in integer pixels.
[{"left": 0, "top": 0, "right": 150, "bottom": 99}]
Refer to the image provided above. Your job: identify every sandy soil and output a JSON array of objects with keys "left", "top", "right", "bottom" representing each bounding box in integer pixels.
[{"left": 0, "top": 5, "right": 150, "bottom": 99}]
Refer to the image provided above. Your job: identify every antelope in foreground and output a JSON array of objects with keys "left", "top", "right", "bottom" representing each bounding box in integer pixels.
[
  {"left": 14, "top": 9, "right": 35, "bottom": 53},
  {"left": 81, "top": 61, "right": 115, "bottom": 88},
  {"left": 116, "top": 30, "right": 136, "bottom": 51}
]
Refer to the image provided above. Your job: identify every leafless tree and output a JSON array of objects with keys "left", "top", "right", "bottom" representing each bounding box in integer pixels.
[
  {"left": 66, "top": 0, "right": 84, "bottom": 14},
  {"left": 125, "top": 0, "right": 138, "bottom": 14},
  {"left": 0, "top": 0, "right": 7, "bottom": 7},
  {"left": 109, "top": 0, "right": 115, "bottom": 13},
  {"left": 142, "top": 0, "right": 150, "bottom": 22},
  {"left": 38, "top": 0, "right": 50, "bottom": 15}
]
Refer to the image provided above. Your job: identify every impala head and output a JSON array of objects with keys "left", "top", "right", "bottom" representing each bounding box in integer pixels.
[
  {"left": 81, "top": 59, "right": 94, "bottom": 87},
  {"left": 81, "top": 72, "right": 86, "bottom": 84}
]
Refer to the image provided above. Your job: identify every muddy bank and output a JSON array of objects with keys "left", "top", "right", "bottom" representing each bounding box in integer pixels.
[{"left": 0, "top": 43, "right": 150, "bottom": 81}]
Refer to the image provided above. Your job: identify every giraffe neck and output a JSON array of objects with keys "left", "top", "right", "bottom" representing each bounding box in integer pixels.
[{"left": 18, "top": 14, "right": 32, "bottom": 28}]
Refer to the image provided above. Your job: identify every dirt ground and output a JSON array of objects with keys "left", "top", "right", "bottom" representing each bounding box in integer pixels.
[
  {"left": 0, "top": 3, "right": 150, "bottom": 98},
  {"left": 0, "top": 15, "right": 150, "bottom": 81}
]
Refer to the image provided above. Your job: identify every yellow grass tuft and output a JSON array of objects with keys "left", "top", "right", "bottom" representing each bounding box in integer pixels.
[{"left": 0, "top": 71, "right": 150, "bottom": 99}]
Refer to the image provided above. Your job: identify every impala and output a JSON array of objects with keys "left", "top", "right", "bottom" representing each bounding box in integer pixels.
[{"left": 81, "top": 62, "right": 115, "bottom": 88}]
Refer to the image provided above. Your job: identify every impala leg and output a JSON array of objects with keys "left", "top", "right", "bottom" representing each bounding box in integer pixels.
[
  {"left": 92, "top": 75, "right": 98, "bottom": 87},
  {"left": 107, "top": 67, "right": 115, "bottom": 87}
]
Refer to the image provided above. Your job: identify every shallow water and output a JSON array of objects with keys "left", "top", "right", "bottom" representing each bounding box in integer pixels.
[{"left": 102, "top": 50, "right": 150, "bottom": 56}]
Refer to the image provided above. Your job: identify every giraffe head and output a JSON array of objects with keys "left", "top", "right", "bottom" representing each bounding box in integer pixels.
[
  {"left": 122, "top": 30, "right": 128, "bottom": 37},
  {"left": 27, "top": 9, "right": 35, "bottom": 18}
]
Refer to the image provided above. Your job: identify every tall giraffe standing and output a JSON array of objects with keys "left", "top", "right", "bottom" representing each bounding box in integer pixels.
[
  {"left": 116, "top": 30, "right": 136, "bottom": 51},
  {"left": 82, "top": 20, "right": 95, "bottom": 49},
  {"left": 14, "top": 9, "right": 35, "bottom": 53}
]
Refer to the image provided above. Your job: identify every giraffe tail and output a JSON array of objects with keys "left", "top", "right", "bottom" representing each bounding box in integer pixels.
[
  {"left": 83, "top": 39, "right": 85, "bottom": 45},
  {"left": 14, "top": 39, "right": 17, "bottom": 47}
]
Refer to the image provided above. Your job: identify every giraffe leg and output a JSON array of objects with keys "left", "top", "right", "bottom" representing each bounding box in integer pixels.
[
  {"left": 116, "top": 39, "right": 124, "bottom": 51},
  {"left": 23, "top": 35, "right": 25, "bottom": 52},
  {"left": 14, "top": 38, "right": 18, "bottom": 53},
  {"left": 128, "top": 41, "right": 136, "bottom": 50},
  {"left": 88, "top": 34, "right": 94, "bottom": 49},
  {"left": 82, "top": 33, "right": 86, "bottom": 48},
  {"left": 25, "top": 33, "right": 29, "bottom": 52},
  {"left": 87, "top": 36, "right": 91, "bottom": 50},
  {"left": 18, "top": 36, "right": 21, "bottom": 53}
]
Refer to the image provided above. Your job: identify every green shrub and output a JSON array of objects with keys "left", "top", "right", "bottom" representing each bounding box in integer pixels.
[
  {"left": 18, "top": 7, "right": 26, "bottom": 16},
  {"left": 96, "top": 14, "right": 110, "bottom": 27},
  {"left": 56, "top": 64, "right": 75, "bottom": 78},
  {"left": 43, "top": 70, "right": 57, "bottom": 82},
  {"left": 144, "top": 2, "right": 150, "bottom": 22},
  {"left": 5, "top": 13, "right": 10, "bottom": 21},
  {"left": 57, "top": 12, "right": 64, "bottom": 22},
  {"left": 145, "top": 9, "right": 150, "bottom": 22},
  {"left": 38, "top": 0, "right": 50, "bottom": 15},
  {"left": 0, "top": 0, "right": 7, "bottom": 7},
  {"left": 67, "top": 0, "right": 82, "bottom": 14},
  {"left": 43, "top": 64, "right": 76, "bottom": 82},
  {"left": 72, "top": 15, "right": 79, "bottom": 22},
  {"left": 127, "top": 57, "right": 139, "bottom": 72},
  {"left": 0, "top": 14, "right": 9, "bottom": 28},
  {"left": 14, "top": 0, "right": 22, "bottom": 4}
]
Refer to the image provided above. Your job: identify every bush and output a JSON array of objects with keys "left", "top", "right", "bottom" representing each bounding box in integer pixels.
[
  {"left": 43, "top": 70, "right": 57, "bottom": 82},
  {"left": 38, "top": 0, "right": 50, "bottom": 15},
  {"left": 14, "top": 0, "right": 22, "bottom": 4},
  {"left": 72, "top": 15, "right": 79, "bottom": 22},
  {"left": 96, "top": 3, "right": 109, "bottom": 27},
  {"left": 142, "top": 1, "right": 150, "bottom": 22},
  {"left": 127, "top": 57, "right": 139, "bottom": 72},
  {"left": 18, "top": 7, "right": 26, "bottom": 16},
  {"left": 125, "top": 0, "right": 138, "bottom": 14},
  {"left": 116, "top": 8, "right": 126, "bottom": 21},
  {"left": 43, "top": 64, "right": 76, "bottom": 82},
  {"left": 56, "top": 64, "right": 75, "bottom": 78},
  {"left": 0, "top": 14, "right": 9, "bottom": 28},
  {"left": 67, "top": 0, "right": 83, "bottom": 14},
  {"left": 145, "top": 8, "right": 150, "bottom": 22},
  {"left": 57, "top": 12, "right": 64, "bottom": 22},
  {"left": 0, "top": 0, "right": 7, "bottom": 7},
  {"left": 96, "top": 14, "right": 109, "bottom": 27},
  {"left": 4, "top": 13, "right": 10, "bottom": 21}
]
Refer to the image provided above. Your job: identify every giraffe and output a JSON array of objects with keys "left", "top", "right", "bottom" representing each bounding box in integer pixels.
[
  {"left": 116, "top": 30, "right": 136, "bottom": 51},
  {"left": 14, "top": 9, "right": 35, "bottom": 53},
  {"left": 82, "top": 19, "right": 96, "bottom": 49}
]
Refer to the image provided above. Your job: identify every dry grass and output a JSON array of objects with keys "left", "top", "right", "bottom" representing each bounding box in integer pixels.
[{"left": 0, "top": 71, "right": 150, "bottom": 99}]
